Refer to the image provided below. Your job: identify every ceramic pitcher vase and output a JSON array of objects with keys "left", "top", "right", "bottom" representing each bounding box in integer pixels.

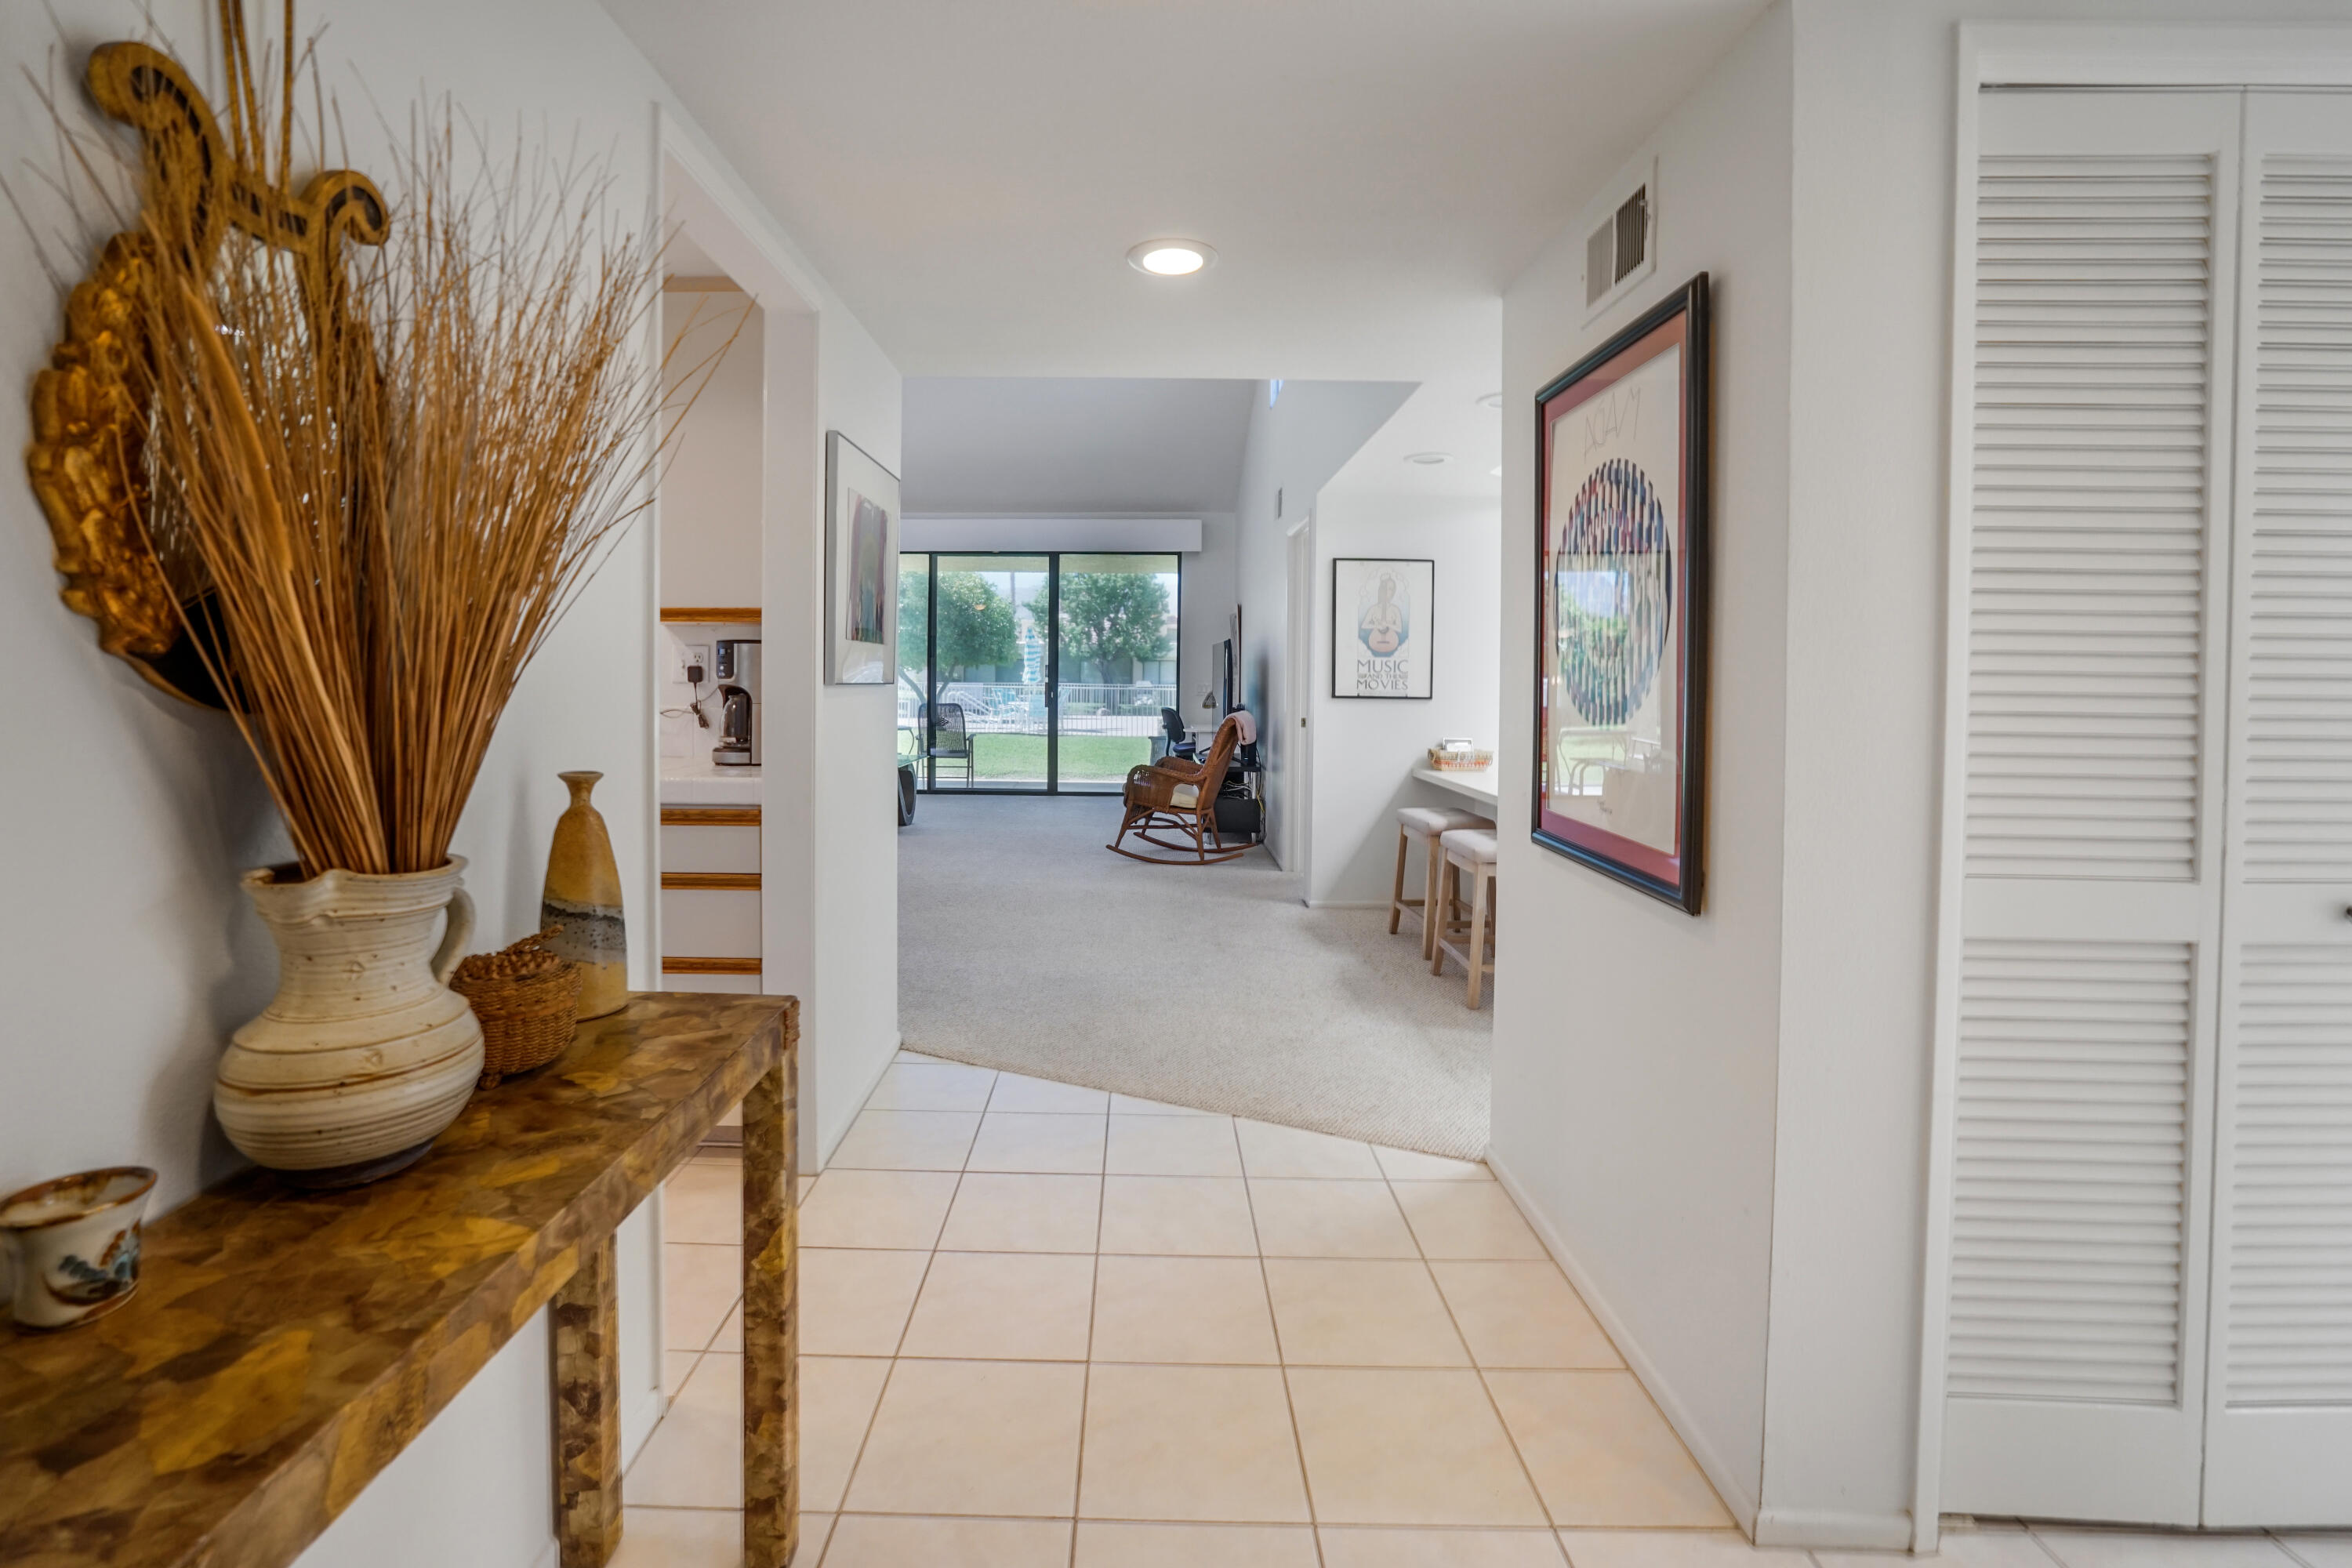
[
  {"left": 214, "top": 858, "right": 484, "bottom": 1187},
  {"left": 542, "top": 771, "right": 628, "bottom": 1019}
]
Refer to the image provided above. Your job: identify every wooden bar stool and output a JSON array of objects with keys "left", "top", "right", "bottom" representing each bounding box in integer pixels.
[
  {"left": 1389, "top": 806, "right": 1493, "bottom": 959},
  {"left": 1432, "top": 826, "right": 1498, "bottom": 1008}
]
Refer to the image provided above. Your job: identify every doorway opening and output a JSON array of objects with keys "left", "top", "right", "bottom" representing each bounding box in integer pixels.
[{"left": 899, "top": 550, "right": 1180, "bottom": 794}]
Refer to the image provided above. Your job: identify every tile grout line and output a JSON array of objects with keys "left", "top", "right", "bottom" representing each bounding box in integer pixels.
[
  {"left": 1066, "top": 1097, "right": 1111, "bottom": 1568},
  {"left": 1374, "top": 1154, "right": 1564, "bottom": 1556},
  {"left": 2025, "top": 1523, "right": 2074, "bottom": 1568},
  {"left": 2269, "top": 1533, "right": 2321, "bottom": 1568},
  {"left": 737, "top": 1068, "right": 1742, "bottom": 1556},
  {"left": 1416, "top": 1168, "right": 1736, "bottom": 1537},
  {"left": 821, "top": 1508, "right": 1584, "bottom": 1529},
  {"left": 1239, "top": 1134, "right": 1331, "bottom": 1568},
  {"left": 816, "top": 1065, "right": 996, "bottom": 1551}
]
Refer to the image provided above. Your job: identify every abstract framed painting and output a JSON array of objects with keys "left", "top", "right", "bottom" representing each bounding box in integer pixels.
[
  {"left": 1331, "top": 557, "right": 1434, "bottom": 699},
  {"left": 825, "top": 430, "right": 900, "bottom": 684},
  {"left": 1533, "top": 272, "right": 1710, "bottom": 913}
]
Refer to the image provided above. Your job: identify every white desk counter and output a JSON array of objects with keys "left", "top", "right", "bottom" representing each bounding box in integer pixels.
[
  {"left": 661, "top": 757, "right": 762, "bottom": 807},
  {"left": 1410, "top": 764, "right": 1498, "bottom": 815}
]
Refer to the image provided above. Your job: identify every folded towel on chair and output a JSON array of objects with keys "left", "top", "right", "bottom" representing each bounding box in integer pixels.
[{"left": 1225, "top": 709, "right": 1258, "bottom": 745}]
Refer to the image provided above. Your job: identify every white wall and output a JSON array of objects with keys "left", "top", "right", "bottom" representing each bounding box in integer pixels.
[
  {"left": 1232, "top": 380, "right": 1417, "bottom": 875},
  {"left": 0, "top": 4, "right": 897, "bottom": 1562},
  {"left": 1491, "top": 0, "right": 1794, "bottom": 1531},
  {"left": 647, "top": 144, "right": 907, "bottom": 1179},
  {"left": 652, "top": 149, "right": 906, "bottom": 1174},
  {"left": 810, "top": 292, "right": 906, "bottom": 1167},
  {"left": 1305, "top": 492, "right": 1502, "bottom": 906},
  {"left": 1179, "top": 511, "right": 1240, "bottom": 719},
  {"left": 294, "top": 1312, "right": 558, "bottom": 1568},
  {"left": 659, "top": 290, "right": 765, "bottom": 608}
]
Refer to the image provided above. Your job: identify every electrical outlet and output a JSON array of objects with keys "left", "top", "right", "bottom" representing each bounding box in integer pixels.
[{"left": 681, "top": 643, "right": 710, "bottom": 683}]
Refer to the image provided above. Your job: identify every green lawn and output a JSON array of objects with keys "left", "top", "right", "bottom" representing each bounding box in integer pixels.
[{"left": 900, "top": 731, "right": 1151, "bottom": 788}]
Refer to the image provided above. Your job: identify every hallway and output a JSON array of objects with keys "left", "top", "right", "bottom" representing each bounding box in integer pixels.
[
  {"left": 898, "top": 795, "right": 1493, "bottom": 1159},
  {"left": 619, "top": 1049, "right": 1722, "bottom": 1566},
  {"left": 619, "top": 1054, "right": 2352, "bottom": 1568}
]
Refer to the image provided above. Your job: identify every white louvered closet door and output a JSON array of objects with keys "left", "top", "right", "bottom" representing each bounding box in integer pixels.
[
  {"left": 2203, "top": 89, "right": 2352, "bottom": 1528},
  {"left": 1944, "top": 90, "right": 2242, "bottom": 1525}
]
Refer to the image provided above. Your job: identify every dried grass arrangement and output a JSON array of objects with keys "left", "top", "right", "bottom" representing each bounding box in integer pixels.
[{"left": 27, "top": 2, "right": 725, "bottom": 879}]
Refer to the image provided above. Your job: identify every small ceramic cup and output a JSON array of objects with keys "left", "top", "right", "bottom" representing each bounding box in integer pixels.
[{"left": 1, "top": 1167, "right": 157, "bottom": 1330}]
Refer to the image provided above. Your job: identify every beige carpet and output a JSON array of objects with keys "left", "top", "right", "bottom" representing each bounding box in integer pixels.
[{"left": 897, "top": 793, "right": 1491, "bottom": 1159}]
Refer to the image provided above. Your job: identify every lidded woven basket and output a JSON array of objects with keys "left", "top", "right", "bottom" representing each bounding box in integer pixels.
[{"left": 450, "top": 930, "right": 583, "bottom": 1088}]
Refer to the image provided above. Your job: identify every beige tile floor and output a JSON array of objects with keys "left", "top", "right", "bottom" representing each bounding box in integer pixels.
[{"left": 618, "top": 1054, "right": 2350, "bottom": 1568}]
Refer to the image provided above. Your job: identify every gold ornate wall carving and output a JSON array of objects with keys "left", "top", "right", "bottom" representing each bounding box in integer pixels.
[{"left": 24, "top": 36, "right": 387, "bottom": 706}]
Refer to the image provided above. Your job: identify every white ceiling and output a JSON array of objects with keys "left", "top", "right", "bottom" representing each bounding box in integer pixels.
[
  {"left": 600, "top": 0, "right": 1767, "bottom": 390},
  {"left": 902, "top": 378, "right": 1258, "bottom": 515}
]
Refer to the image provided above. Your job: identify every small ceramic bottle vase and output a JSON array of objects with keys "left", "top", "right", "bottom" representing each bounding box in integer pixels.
[{"left": 542, "top": 771, "right": 629, "bottom": 1019}]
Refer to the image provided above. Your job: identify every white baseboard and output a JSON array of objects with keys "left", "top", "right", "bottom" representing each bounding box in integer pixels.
[
  {"left": 622, "top": 1387, "right": 672, "bottom": 1471},
  {"left": 816, "top": 1031, "right": 903, "bottom": 1171},
  {"left": 1753, "top": 1508, "right": 1915, "bottom": 1551},
  {"left": 1487, "top": 1149, "right": 1762, "bottom": 1537}
]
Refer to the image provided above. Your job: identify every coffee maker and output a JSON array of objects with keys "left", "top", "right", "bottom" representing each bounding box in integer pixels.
[{"left": 712, "top": 639, "right": 761, "bottom": 767}]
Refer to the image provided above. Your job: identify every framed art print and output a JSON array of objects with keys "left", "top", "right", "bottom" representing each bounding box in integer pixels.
[
  {"left": 1534, "top": 272, "right": 1709, "bottom": 912},
  {"left": 1331, "top": 557, "right": 1434, "bottom": 699},
  {"left": 826, "top": 430, "right": 900, "bottom": 684}
]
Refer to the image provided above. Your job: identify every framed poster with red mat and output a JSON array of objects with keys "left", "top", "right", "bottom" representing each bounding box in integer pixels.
[{"left": 1533, "top": 272, "right": 1710, "bottom": 913}]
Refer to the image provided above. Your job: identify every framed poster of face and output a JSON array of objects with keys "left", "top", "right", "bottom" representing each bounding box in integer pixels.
[
  {"left": 1331, "top": 557, "right": 1434, "bottom": 699},
  {"left": 826, "top": 430, "right": 900, "bottom": 684},
  {"left": 1534, "top": 272, "right": 1710, "bottom": 913}
]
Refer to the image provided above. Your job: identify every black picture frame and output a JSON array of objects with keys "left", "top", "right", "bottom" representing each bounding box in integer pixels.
[
  {"left": 1531, "top": 272, "right": 1710, "bottom": 913},
  {"left": 1330, "top": 557, "right": 1436, "bottom": 700}
]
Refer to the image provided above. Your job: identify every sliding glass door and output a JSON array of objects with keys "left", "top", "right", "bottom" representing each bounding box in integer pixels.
[{"left": 900, "top": 551, "right": 1179, "bottom": 794}]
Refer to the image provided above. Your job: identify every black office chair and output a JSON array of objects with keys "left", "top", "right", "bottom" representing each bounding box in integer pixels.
[
  {"left": 1156, "top": 707, "right": 1197, "bottom": 763},
  {"left": 927, "top": 701, "right": 975, "bottom": 788}
]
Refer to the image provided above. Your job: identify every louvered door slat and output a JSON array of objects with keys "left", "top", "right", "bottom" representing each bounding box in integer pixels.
[
  {"left": 1944, "top": 90, "right": 2234, "bottom": 1527},
  {"left": 1965, "top": 151, "right": 2216, "bottom": 881},
  {"left": 2222, "top": 950, "right": 2352, "bottom": 1396},
  {"left": 1951, "top": 940, "right": 2193, "bottom": 1403},
  {"left": 2241, "top": 155, "right": 2352, "bottom": 880},
  {"left": 2205, "top": 99, "right": 2352, "bottom": 1527}
]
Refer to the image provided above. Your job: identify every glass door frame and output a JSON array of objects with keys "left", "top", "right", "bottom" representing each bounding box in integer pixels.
[{"left": 906, "top": 550, "right": 1180, "bottom": 796}]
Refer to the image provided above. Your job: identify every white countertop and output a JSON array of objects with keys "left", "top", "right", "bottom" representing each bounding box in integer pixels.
[
  {"left": 660, "top": 756, "right": 762, "bottom": 806},
  {"left": 1410, "top": 764, "right": 1497, "bottom": 814}
]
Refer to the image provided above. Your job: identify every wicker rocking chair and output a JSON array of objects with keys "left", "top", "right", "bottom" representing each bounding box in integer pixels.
[{"left": 1108, "top": 715, "right": 1248, "bottom": 865}]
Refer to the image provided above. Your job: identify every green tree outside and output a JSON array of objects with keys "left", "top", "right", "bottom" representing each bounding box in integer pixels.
[
  {"left": 897, "top": 563, "right": 928, "bottom": 678},
  {"left": 1058, "top": 571, "right": 1171, "bottom": 684},
  {"left": 933, "top": 570, "right": 1018, "bottom": 677}
]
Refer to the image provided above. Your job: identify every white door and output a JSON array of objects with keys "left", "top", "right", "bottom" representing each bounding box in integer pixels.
[
  {"left": 2202, "top": 88, "right": 2352, "bottom": 1526},
  {"left": 1943, "top": 88, "right": 2244, "bottom": 1524},
  {"left": 1272, "top": 517, "right": 1315, "bottom": 878}
]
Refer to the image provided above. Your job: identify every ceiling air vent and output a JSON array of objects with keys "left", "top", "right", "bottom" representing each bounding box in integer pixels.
[
  {"left": 1582, "top": 161, "right": 1657, "bottom": 318},
  {"left": 1587, "top": 184, "right": 1650, "bottom": 307}
]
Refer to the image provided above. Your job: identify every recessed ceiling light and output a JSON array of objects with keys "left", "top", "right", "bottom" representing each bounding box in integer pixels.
[
  {"left": 1127, "top": 238, "right": 1216, "bottom": 276},
  {"left": 1476, "top": 392, "right": 1504, "bottom": 410},
  {"left": 1405, "top": 452, "right": 1452, "bottom": 466}
]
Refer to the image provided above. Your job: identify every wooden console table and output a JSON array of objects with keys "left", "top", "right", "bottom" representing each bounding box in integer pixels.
[{"left": 0, "top": 993, "right": 798, "bottom": 1568}]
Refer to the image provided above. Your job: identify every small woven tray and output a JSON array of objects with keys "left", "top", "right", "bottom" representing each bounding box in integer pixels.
[{"left": 451, "top": 930, "right": 583, "bottom": 1088}]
